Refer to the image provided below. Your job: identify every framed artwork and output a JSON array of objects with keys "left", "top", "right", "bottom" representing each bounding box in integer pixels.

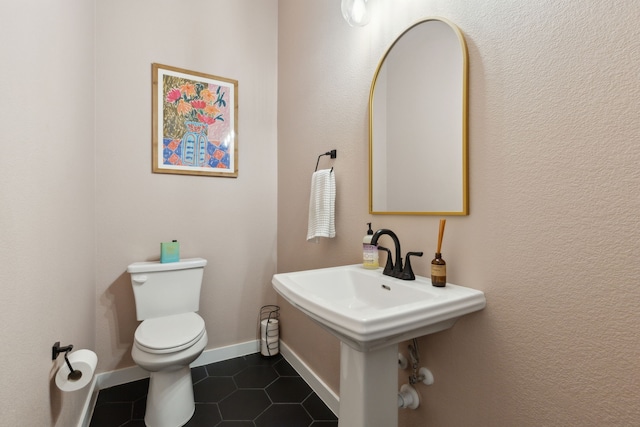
[{"left": 152, "top": 63, "right": 238, "bottom": 177}]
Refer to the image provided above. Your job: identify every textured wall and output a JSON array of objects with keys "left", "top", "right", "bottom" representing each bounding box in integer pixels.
[
  {"left": 94, "top": 0, "right": 279, "bottom": 372},
  {"left": 0, "top": 1, "right": 96, "bottom": 426},
  {"left": 277, "top": 1, "right": 640, "bottom": 425}
]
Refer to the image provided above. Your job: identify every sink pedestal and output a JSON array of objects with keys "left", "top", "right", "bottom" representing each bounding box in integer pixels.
[{"left": 339, "top": 342, "right": 398, "bottom": 427}]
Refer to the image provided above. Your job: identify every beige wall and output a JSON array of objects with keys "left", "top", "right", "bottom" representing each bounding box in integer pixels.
[
  {"left": 0, "top": 1, "right": 96, "bottom": 426},
  {"left": 277, "top": 1, "right": 640, "bottom": 426},
  {"left": 0, "top": 0, "right": 277, "bottom": 425},
  {"left": 94, "top": 0, "right": 279, "bottom": 372}
]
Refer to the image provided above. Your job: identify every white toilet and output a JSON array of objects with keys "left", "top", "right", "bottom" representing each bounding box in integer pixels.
[{"left": 127, "top": 258, "right": 208, "bottom": 427}]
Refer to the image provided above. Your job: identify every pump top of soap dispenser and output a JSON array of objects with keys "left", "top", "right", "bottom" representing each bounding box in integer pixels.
[{"left": 367, "top": 223, "right": 373, "bottom": 236}]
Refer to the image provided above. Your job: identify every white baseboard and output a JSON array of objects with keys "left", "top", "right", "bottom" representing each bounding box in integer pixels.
[
  {"left": 192, "top": 339, "right": 260, "bottom": 368},
  {"left": 77, "top": 377, "right": 98, "bottom": 427},
  {"left": 279, "top": 340, "right": 340, "bottom": 416}
]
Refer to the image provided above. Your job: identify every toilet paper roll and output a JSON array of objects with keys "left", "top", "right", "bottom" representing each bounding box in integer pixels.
[
  {"left": 261, "top": 338, "right": 279, "bottom": 356},
  {"left": 261, "top": 335, "right": 279, "bottom": 344},
  {"left": 261, "top": 319, "right": 279, "bottom": 339},
  {"left": 55, "top": 349, "right": 98, "bottom": 392},
  {"left": 260, "top": 319, "right": 279, "bottom": 356},
  {"left": 261, "top": 318, "right": 279, "bottom": 329}
]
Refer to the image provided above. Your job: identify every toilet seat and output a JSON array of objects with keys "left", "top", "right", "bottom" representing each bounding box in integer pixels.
[{"left": 135, "top": 312, "right": 206, "bottom": 354}]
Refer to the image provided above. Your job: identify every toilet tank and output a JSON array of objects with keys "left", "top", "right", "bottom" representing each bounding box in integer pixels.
[{"left": 127, "top": 258, "right": 207, "bottom": 321}]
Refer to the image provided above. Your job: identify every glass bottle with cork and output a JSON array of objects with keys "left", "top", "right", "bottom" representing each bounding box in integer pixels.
[{"left": 431, "top": 219, "right": 447, "bottom": 287}]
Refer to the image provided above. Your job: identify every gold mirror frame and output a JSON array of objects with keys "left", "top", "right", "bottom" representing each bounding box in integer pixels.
[{"left": 369, "top": 17, "right": 469, "bottom": 215}]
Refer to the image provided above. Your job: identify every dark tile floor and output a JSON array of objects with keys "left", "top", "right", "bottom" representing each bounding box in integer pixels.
[{"left": 89, "top": 353, "right": 338, "bottom": 427}]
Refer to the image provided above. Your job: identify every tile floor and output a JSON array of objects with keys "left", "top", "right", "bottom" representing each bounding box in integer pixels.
[{"left": 89, "top": 353, "right": 338, "bottom": 427}]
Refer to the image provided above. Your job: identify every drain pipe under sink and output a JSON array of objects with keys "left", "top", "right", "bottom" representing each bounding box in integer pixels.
[{"left": 397, "top": 338, "right": 436, "bottom": 410}]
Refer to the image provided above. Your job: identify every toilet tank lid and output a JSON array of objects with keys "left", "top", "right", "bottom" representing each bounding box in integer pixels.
[{"left": 127, "top": 257, "right": 207, "bottom": 274}]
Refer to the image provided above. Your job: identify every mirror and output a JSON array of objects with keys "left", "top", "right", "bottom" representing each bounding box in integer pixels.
[{"left": 369, "top": 18, "right": 468, "bottom": 215}]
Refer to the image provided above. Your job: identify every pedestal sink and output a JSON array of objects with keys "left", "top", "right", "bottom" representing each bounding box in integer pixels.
[{"left": 272, "top": 264, "right": 486, "bottom": 427}]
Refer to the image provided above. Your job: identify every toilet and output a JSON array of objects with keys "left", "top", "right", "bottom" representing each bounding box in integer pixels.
[{"left": 127, "top": 258, "right": 208, "bottom": 427}]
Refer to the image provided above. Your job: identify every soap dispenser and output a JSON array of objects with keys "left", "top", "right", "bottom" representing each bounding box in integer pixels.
[{"left": 363, "top": 223, "right": 379, "bottom": 269}]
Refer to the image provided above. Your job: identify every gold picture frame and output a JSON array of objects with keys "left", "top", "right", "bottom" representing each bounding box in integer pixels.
[{"left": 152, "top": 63, "right": 238, "bottom": 177}]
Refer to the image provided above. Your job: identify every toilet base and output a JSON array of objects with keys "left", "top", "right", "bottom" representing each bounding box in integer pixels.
[{"left": 145, "top": 366, "right": 195, "bottom": 427}]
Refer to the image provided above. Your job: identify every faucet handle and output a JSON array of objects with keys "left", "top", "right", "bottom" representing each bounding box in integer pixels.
[
  {"left": 402, "top": 251, "right": 424, "bottom": 281},
  {"left": 377, "top": 246, "right": 394, "bottom": 275}
]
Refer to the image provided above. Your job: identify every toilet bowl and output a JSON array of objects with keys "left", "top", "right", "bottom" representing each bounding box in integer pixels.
[
  {"left": 127, "top": 258, "right": 208, "bottom": 427},
  {"left": 132, "top": 314, "right": 208, "bottom": 427},
  {"left": 132, "top": 313, "right": 208, "bottom": 427}
]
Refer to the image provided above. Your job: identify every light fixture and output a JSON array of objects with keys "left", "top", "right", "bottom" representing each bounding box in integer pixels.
[{"left": 341, "top": 0, "right": 370, "bottom": 27}]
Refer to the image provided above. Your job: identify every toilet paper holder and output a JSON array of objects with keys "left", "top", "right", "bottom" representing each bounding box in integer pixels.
[
  {"left": 52, "top": 341, "right": 82, "bottom": 381},
  {"left": 259, "top": 305, "right": 280, "bottom": 357}
]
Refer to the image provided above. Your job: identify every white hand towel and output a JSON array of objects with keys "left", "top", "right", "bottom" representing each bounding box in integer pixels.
[{"left": 307, "top": 169, "right": 336, "bottom": 242}]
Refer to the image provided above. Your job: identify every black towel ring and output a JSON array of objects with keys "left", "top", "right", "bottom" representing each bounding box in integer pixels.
[{"left": 315, "top": 149, "right": 337, "bottom": 172}]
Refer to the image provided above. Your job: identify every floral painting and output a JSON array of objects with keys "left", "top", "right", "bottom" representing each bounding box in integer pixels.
[{"left": 152, "top": 63, "right": 238, "bottom": 177}]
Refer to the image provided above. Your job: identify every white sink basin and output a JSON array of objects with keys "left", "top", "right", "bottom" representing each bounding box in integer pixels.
[
  {"left": 272, "top": 264, "right": 485, "bottom": 351},
  {"left": 273, "top": 264, "right": 486, "bottom": 426}
]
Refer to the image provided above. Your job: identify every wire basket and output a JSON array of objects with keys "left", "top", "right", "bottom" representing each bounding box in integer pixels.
[{"left": 259, "top": 305, "right": 280, "bottom": 357}]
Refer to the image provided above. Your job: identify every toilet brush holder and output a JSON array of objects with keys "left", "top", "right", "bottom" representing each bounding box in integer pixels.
[{"left": 259, "top": 305, "right": 280, "bottom": 357}]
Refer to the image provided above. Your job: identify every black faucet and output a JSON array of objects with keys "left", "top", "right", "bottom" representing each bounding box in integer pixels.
[{"left": 370, "top": 229, "right": 423, "bottom": 280}]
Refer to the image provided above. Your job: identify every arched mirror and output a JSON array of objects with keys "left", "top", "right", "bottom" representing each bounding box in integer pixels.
[{"left": 369, "top": 17, "right": 468, "bottom": 215}]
